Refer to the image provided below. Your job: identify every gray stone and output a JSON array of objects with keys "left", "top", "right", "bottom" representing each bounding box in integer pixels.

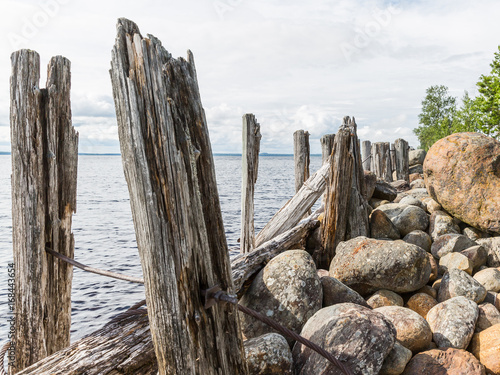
[
  {"left": 422, "top": 197, "right": 442, "bottom": 214},
  {"left": 244, "top": 333, "right": 293, "bottom": 375},
  {"left": 239, "top": 250, "right": 322, "bottom": 343},
  {"left": 426, "top": 296, "right": 479, "bottom": 349},
  {"left": 475, "top": 303, "right": 500, "bottom": 333},
  {"left": 431, "top": 233, "right": 477, "bottom": 259},
  {"left": 438, "top": 269, "right": 487, "bottom": 304},
  {"left": 404, "top": 188, "right": 429, "bottom": 200},
  {"left": 330, "top": 237, "right": 431, "bottom": 295},
  {"left": 399, "top": 195, "right": 426, "bottom": 210},
  {"left": 401, "top": 348, "right": 486, "bottom": 374},
  {"left": 438, "top": 252, "right": 473, "bottom": 275},
  {"left": 379, "top": 341, "right": 412, "bottom": 375},
  {"left": 373, "top": 180, "right": 398, "bottom": 201},
  {"left": 292, "top": 303, "right": 396, "bottom": 375},
  {"left": 374, "top": 306, "right": 432, "bottom": 353},
  {"left": 473, "top": 268, "right": 500, "bottom": 293},
  {"left": 403, "top": 230, "right": 432, "bottom": 252},
  {"left": 409, "top": 179, "right": 425, "bottom": 189},
  {"left": 321, "top": 276, "right": 370, "bottom": 308},
  {"left": 409, "top": 164, "right": 423, "bottom": 174},
  {"left": 375, "top": 203, "right": 429, "bottom": 237},
  {"left": 463, "top": 226, "right": 490, "bottom": 242},
  {"left": 363, "top": 170, "right": 377, "bottom": 201},
  {"left": 409, "top": 149, "right": 426, "bottom": 166},
  {"left": 369, "top": 209, "right": 400, "bottom": 240},
  {"left": 367, "top": 290, "right": 404, "bottom": 309},
  {"left": 477, "top": 238, "right": 500, "bottom": 267},
  {"left": 461, "top": 245, "right": 488, "bottom": 272},
  {"left": 429, "top": 211, "right": 461, "bottom": 241}
]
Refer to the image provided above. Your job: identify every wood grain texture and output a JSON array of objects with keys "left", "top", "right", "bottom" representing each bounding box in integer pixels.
[
  {"left": 320, "top": 134, "right": 335, "bottom": 165},
  {"left": 394, "top": 138, "right": 409, "bottom": 182},
  {"left": 361, "top": 140, "right": 371, "bottom": 171},
  {"left": 294, "top": 130, "right": 310, "bottom": 192},
  {"left": 10, "top": 50, "right": 78, "bottom": 371},
  {"left": 241, "top": 114, "right": 261, "bottom": 254},
  {"left": 15, "top": 313, "right": 156, "bottom": 375},
  {"left": 318, "top": 118, "right": 353, "bottom": 268},
  {"left": 254, "top": 159, "right": 330, "bottom": 247},
  {"left": 109, "top": 18, "right": 246, "bottom": 375},
  {"left": 371, "top": 142, "right": 393, "bottom": 182}
]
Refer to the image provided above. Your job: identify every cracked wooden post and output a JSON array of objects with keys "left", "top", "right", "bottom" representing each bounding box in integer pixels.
[
  {"left": 10, "top": 50, "right": 78, "bottom": 372},
  {"left": 390, "top": 142, "right": 396, "bottom": 176},
  {"left": 371, "top": 142, "right": 392, "bottom": 182},
  {"left": 294, "top": 130, "right": 310, "bottom": 192},
  {"left": 317, "top": 117, "right": 353, "bottom": 269},
  {"left": 241, "top": 114, "right": 261, "bottom": 254},
  {"left": 110, "top": 18, "right": 247, "bottom": 375},
  {"left": 321, "top": 134, "right": 335, "bottom": 165},
  {"left": 361, "top": 140, "right": 371, "bottom": 171},
  {"left": 394, "top": 138, "right": 409, "bottom": 182}
]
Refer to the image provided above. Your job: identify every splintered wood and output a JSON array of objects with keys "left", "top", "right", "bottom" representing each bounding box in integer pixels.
[
  {"left": 10, "top": 50, "right": 78, "bottom": 371},
  {"left": 110, "top": 18, "right": 246, "bottom": 375}
]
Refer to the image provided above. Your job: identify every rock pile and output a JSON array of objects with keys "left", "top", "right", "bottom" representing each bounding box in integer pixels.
[{"left": 239, "top": 133, "right": 500, "bottom": 374}]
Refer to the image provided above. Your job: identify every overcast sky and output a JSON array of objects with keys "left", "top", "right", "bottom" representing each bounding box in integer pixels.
[{"left": 1, "top": 0, "right": 499, "bottom": 154}]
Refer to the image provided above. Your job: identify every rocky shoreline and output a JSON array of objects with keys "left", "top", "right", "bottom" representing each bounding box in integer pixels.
[{"left": 240, "top": 133, "right": 500, "bottom": 375}]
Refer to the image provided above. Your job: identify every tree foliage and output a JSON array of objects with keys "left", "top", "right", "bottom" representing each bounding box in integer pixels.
[{"left": 414, "top": 47, "right": 500, "bottom": 150}]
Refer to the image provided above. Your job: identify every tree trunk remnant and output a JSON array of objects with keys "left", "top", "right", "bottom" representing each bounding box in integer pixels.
[
  {"left": 15, "top": 312, "right": 157, "bottom": 375},
  {"left": 10, "top": 50, "right": 78, "bottom": 372},
  {"left": 361, "top": 140, "right": 371, "bottom": 171},
  {"left": 346, "top": 124, "right": 370, "bottom": 240},
  {"left": 294, "top": 130, "right": 310, "bottom": 192},
  {"left": 394, "top": 138, "right": 409, "bottom": 182},
  {"left": 241, "top": 114, "right": 261, "bottom": 254},
  {"left": 371, "top": 142, "right": 392, "bottom": 182},
  {"left": 110, "top": 18, "right": 246, "bottom": 375},
  {"left": 317, "top": 117, "right": 354, "bottom": 269},
  {"left": 321, "top": 134, "right": 335, "bottom": 165},
  {"left": 390, "top": 143, "right": 396, "bottom": 175},
  {"left": 254, "top": 160, "right": 330, "bottom": 247}
]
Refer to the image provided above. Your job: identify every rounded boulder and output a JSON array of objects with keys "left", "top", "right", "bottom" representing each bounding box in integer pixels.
[{"left": 423, "top": 132, "right": 500, "bottom": 234}]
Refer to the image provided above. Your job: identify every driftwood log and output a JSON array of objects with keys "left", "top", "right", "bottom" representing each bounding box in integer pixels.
[
  {"left": 10, "top": 50, "right": 78, "bottom": 371},
  {"left": 394, "top": 138, "right": 409, "bottom": 181},
  {"left": 361, "top": 140, "right": 371, "bottom": 171},
  {"left": 320, "top": 134, "right": 335, "bottom": 165},
  {"left": 371, "top": 141, "right": 392, "bottom": 182},
  {"left": 241, "top": 114, "right": 261, "bottom": 254},
  {"left": 255, "top": 159, "right": 330, "bottom": 247},
  {"left": 294, "top": 130, "right": 310, "bottom": 192},
  {"left": 110, "top": 18, "right": 246, "bottom": 375},
  {"left": 15, "top": 312, "right": 156, "bottom": 375}
]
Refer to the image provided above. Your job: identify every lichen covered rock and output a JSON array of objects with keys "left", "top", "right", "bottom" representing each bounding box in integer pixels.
[
  {"left": 423, "top": 132, "right": 500, "bottom": 234},
  {"left": 244, "top": 333, "right": 293, "bottom": 374}
]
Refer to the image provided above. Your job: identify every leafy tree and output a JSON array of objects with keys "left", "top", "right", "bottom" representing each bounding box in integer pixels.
[
  {"left": 414, "top": 85, "right": 457, "bottom": 150},
  {"left": 473, "top": 46, "right": 500, "bottom": 138}
]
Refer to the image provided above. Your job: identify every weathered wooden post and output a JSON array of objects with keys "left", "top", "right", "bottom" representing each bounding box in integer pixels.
[
  {"left": 318, "top": 117, "right": 353, "bottom": 269},
  {"left": 390, "top": 142, "right": 396, "bottom": 176},
  {"left": 371, "top": 142, "right": 392, "bottom": 182},
  {"left": 241, "top": 114, "right": 261, "bottom": 254},
  {"left": 361, "top": 140, "right": 371, "bottom": 171},
  {"left": 10, "top": 50, "right": 78, "bottom": 371},
  {"left": 294, "top": 130, "right": 310, "bottom": 192},
  {"left": 320, "top": 134, "right": 335, "bottom": 165},
  {"left": 110, "top": 18, "right": 247, "bottom": 375},
  {"left": 394, "top": 138, "right": 409, "bottom": 182}
]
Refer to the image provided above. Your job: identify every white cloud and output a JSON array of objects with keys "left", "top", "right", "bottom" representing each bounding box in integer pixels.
[{"left": 0, "top": 0, "right": 499, "bottom": 154}]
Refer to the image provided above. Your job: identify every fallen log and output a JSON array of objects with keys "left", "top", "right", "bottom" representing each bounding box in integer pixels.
[
  {"left": 254, "top": 160, "right": 329, "bottom": 247},
  {"left": 233, "top": 209, "right": 321, "bottom": 297},
  {"left": 15, "top": 311, "right": 156, "bottom": 375}
]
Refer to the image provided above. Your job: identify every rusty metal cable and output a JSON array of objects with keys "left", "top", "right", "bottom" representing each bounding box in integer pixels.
[
  {"left": 45, "top": 247, "right": 144, "bottom": 284},
  {"left": 0, "top": 341, "right": 10, "bottom": 375},
  {"left": 206, "top": 288, "right": 354, "bottom": 375}
]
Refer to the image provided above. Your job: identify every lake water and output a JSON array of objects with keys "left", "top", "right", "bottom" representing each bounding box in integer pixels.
[{"left": 0, "top": 154, "right": 322, "bottom": 342}]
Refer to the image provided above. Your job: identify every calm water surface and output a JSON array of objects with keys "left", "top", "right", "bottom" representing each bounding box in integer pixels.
[{"left": 0, "top": 154, "right": 321, "bottom": 341}]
